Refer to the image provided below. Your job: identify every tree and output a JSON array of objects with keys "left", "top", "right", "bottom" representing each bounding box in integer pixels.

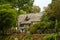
[
  {"left": 44, "top": 0, "right": 60, "bottom": 32},
  {"left": 19, "top": 10, "right": 27, "bottom": 14},
  {"left": 0, "top": 0, "right": 34, "bottom": 13},
  {"left": 0, "top": 4, "right": 17, "bottom": 33},
  {"left": 41, "top": 12, "right": 55, "bottom": 29},
  {"left": 19, "top": 0, "right": 34, "bottom": 13},
  {"left": 45, "top": 0, "right": 60, "bottom": 33},
  {"left": 45, "top": 0, "right": 60, "bottom": 21},
  {"left": 30, "top": 6, "right": 40, "bottom": 13}
]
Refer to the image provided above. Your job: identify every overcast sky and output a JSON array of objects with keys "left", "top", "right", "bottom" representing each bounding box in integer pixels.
[{"left": 33, "top": 0, "right": 52, "bottom": 11}]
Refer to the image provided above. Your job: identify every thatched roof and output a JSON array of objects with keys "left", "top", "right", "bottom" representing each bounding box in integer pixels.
[{"left": 18, "top": 13, "right": 43, "bottom": 24}]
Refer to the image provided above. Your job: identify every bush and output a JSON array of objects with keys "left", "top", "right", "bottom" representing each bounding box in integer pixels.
[{"left": 43, "top": 34, "right": 57, "bottom": 40}]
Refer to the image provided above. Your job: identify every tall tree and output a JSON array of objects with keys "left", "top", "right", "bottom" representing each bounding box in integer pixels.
[
  {"left": 19, "top": 0, "right": 34, "bottom": 13},
  {"left": 44, "top": 0, "right": 60, "bottom": 31},
  {"left": 44, "top": 0, "right": 60, "bottom": 20},
  {"left": 0, "top": 0, "right": 34, "bottom": 13},
  {"left": 0, "top": 4, "right": 17, "bottom": 34}
]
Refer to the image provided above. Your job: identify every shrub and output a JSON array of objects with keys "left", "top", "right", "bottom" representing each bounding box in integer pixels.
[{"left": 43, "top": 34, "right": 57, "bottom": 40}]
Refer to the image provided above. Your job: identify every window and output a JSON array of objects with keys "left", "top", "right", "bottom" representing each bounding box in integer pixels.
[
  {"left": 25, "top": 16, "right": 30, "bottom": 21},
  {"left": 20, "top": 24, "right": 24, "bottom": 27}
]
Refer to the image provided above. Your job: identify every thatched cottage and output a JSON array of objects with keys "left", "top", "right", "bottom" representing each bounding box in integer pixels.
[{"left": 18, "top": 13, "right": 42, "bottom": 32}]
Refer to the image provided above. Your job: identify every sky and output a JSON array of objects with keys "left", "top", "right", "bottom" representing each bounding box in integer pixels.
[{"left": 33, "top": 0, "right": 52, "bottom": 11}]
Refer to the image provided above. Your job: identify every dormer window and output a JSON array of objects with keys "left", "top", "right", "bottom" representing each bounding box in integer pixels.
[{"left": 25, "top": 16, "right": 30, "bottom": 21}]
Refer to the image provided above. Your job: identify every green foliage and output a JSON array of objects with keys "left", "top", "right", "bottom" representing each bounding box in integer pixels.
[
  {"left": 29, "top": 22, "right": 40, "bottom": 33},
  {"left": 41, "top": 12, "right": 48, "bottom": 22},
  {"left": 57, "top": 21, "right": 60, "bottom": 28},
  {"left": 19, "top": 10, "right": 26, "bottom": 14},
  {"left": 0, "top": 0, "right": 18, "bottom": 6},
  {"left": 30, "top": 6, "right": 40, "bottom": 13},
  {"left": 41, "top": 12, "right": 55, "bottom": 29},
  {"left": 44, "top": 0, "right": 60, "bottom": 32},
  {"left": 19, "top": 0, "right": 34, "bottom": 13},
  {"left": 0, "top": 4, "right": 12, "bottom": 9},
  {"left": 29, "top": 22, "right": 47, "bottom": 33},
  {"left": 43, "top": 34, "right": 57, "bottom": 40},
  {"left": 0, "top": 0, "right": 34, "bottom": 14},
  {"left": 29, "top": 22, "right": 55, "bottom": 33},
  {"left": 0, "top": 4, "right": 17, "bottom": 32},
  {"left": 45, "top": 0, "right": 60, "bottom": 20}
]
